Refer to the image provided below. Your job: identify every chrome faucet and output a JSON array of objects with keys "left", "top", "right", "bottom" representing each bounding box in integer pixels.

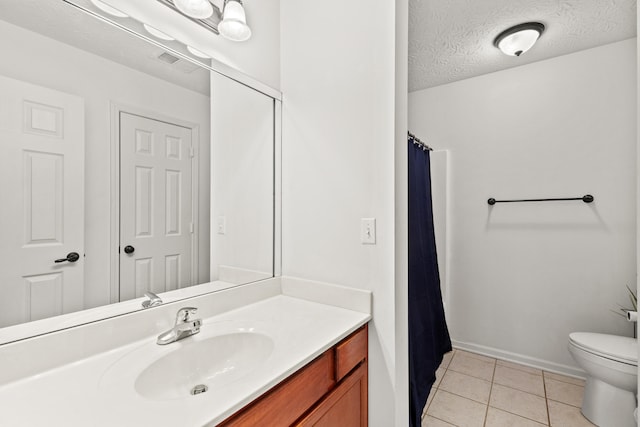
[
  {"left": 142, "top": 292, "right": 163, "bottom": 309},
  {"left": 156, "top": 307, "right": 202, "bottom": 345}
]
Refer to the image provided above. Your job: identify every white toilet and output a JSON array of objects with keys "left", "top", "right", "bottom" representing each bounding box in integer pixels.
[{"left": 568, "top": 332, "right": 637, "bottom": 427}]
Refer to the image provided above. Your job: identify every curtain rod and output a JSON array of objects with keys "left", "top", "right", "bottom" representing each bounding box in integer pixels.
[{"left": 408, "top": 131, "right": 433, "bottom": 151}]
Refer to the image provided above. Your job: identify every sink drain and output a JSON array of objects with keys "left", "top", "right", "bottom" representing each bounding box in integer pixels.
[{"left": 190, "top": 384, "right": 208, "bottom": 396}]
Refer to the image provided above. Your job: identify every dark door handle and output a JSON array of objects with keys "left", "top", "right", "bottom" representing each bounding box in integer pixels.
[
  {"left": 55, "top": 252, "right": 80, "bottom": 263},
  {"left": 124, "top": 245, "right": 135, "bottom": 254}
]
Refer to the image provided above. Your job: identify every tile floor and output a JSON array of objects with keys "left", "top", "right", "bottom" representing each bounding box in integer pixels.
[{"left": 422, "top": 349, "right": 595, "bottom": 427}]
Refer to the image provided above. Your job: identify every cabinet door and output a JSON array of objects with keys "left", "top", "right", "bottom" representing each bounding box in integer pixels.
[
  {"left": 296, "top": 362, "right": 368, "bottom": 427},
  {"left": 218, "top": 352, "right": 335, "bottom": 427}
]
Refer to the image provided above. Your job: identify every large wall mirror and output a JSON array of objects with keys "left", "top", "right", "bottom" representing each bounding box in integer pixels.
[{"left": 0, "top": 0, "right": 277, "bottom": 343}]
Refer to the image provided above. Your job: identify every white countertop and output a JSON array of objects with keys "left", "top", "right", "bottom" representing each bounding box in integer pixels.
[{"left": 0, "top": 278, "right": 371, "bottom": 427}]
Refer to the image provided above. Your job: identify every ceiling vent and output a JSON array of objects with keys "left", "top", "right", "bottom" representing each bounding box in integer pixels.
[{"left": 157, "top": 52, "right": 180, "bottom": 64}]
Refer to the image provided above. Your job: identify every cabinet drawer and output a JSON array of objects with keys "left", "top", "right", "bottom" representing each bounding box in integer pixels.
[
  {"left": 335, "top": 325, "right": 368, "bottom": 382},
  {"left": 218, "top": 351, "right": 335, "bottom": 427}
]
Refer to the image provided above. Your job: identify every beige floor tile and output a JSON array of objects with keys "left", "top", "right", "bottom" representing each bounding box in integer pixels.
[
  {"left": 543, "top": 371, "right": 586, "bottom": 387},
  {"left": 456, "top": 350, "right": 496, "bottom": 363},
  {"left": 493, "top": 365, "right": 545, "bottom": 396},
  {"left": 489, "top": 384, "right": 548, "bottom": 424},
  {"left": 422, "top": 415, "right": 456, "bottom": 427},
  {"left": 547, "top": 400, "right": 595, "bottom": 426},
  {"left": 433, "top": 367, "right": 446, "bottom": 388},
  {"left": 449, "top": 352, "right": 496, "bottom": 381},
  {"left": 496, "top": 359, "right": 542, "bottom": 376},
  {"left": 423, "top": 387, "right": 436, "bottom": 416},
  {"left": 545, "top": 378, "right": 584, "bottom": 407},
  {"left": 440, "top": 351, "right": 454, "bottom": 369},
  {"left": 427, "top": 390, "right": 487, "bottom": 427},
  {"left": 439, "top": 370, "right": 492, "bottom": 404},
  {"left": 485, "top": 407, "right": 547, "bottom": 427}
]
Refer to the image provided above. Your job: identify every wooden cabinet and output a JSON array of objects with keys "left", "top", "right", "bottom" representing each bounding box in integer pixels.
[
  {"left": 219, "top": 324, "right": 368, "bottom": 427},
  {"left": 334, "top": 324, "right": 368, "bottom": 382},
  {"left": 295, "top": 362, "right": 367, "bottom": 427}
]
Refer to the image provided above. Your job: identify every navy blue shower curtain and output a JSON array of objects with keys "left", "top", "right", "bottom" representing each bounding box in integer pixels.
[{"left": 408, "top": 140, "right": 452, "bottom": 427}]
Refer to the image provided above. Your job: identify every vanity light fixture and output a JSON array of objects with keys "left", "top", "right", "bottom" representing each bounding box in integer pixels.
[
  {"left": 218, "top": 0, "right": 252, "bottom": 42},
  {"left": 174, "top": 0, "right": 214, "bottom": 19},
  {"left": 187, "top": 45, "right": 210, "bottom": 58},
  {"left": 90, "top": 0, "right": 128, "bottom": 18},
  {"left": 494, "top": 22, "right": 545, "bottom": 57},
  {"left": 143, "top": 24, "right": 175, "bottom": 41},
  {"left": 156, "top": 0, "right": 252, "bottom": 42}
]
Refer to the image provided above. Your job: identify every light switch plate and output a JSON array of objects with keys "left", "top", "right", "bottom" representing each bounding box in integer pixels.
[
  {"left": 361, "top": 218, "right": 376, "bottom": 244},
  {"left": 217, "top": 216, "right": 226, "bottom": 235}
]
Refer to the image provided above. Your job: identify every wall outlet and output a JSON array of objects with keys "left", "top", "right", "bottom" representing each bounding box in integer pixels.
[
  {"left": 361, "top": 218, "right": 376, "bottom": 244},
  {"left": 217, "top": 216, "right": 226, "bottom": 235}
]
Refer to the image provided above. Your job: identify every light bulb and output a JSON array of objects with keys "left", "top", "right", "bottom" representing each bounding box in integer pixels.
[
  {"left": 219, "top": 0, "right": 252, "bottom": 42},
  {"left": 174, "top": 0, "right": 213, "bottom": 19},
  {"left": 90, "top": 0, "right": 128, "bottom": 18},
  {"left": 143, "top": 24, "right": 175, "bottom": 41},
  {"left": 187, "top": 45, "right": 210, "bottom": 59}
]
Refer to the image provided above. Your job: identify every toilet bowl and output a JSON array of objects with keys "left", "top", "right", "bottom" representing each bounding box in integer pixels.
[{"left": 568, "top": 332, "right": 637, "bottom": 427}]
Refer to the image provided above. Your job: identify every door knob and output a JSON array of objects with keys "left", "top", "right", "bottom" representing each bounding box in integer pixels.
[
  {"left": 55, "top": 252, "right": 80, "bottom": 263},
  {"left": 124, "top": 245, "right": 135, "bottom": 254}
]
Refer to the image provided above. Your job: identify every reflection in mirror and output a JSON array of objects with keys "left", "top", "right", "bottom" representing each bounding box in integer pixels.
[
  {"left": 210, "top": 73, "right": 274, "bottom": 285},
  {"left": 0, "top": 0, "right": 274, "bottom": 339}
]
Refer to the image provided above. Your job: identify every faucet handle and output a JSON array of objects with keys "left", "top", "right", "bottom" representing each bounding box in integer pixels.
[
  {"left": 142, "top": 292, "right": 163, "bottom": 308},
  {"left": 176, "top": 307, "right": 198, "bottom": 324}
]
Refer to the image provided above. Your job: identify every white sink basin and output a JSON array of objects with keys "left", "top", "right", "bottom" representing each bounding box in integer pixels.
[
  {"left": 100, "top": 326, "right": 274, "bottom": 401},
  {"left": 136, "top": 332, "right": 273, "bottom": 400}
]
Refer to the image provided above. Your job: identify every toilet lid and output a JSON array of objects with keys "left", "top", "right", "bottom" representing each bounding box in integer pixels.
[{"left": 569, "top": 332, "right": 637, "bottom": 365}]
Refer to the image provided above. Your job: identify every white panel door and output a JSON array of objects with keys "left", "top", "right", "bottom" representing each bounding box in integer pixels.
[
  {"left": 0, "top": 75, "right": 85, "bottom": 328},
  {"left": 119, "top": 113, "right": 194, "bottom": 301}
]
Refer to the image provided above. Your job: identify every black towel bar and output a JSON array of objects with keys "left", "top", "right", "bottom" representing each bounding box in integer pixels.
[{"left": 487, "top": 195, "right": 594, "bottom": 205}]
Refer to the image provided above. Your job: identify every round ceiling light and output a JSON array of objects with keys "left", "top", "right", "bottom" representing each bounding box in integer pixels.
[
  {"left": 494, "top": 22, "right": 545, "bottom": 57},
  {"left": 174, "top": 0, "right": 213, "bottom": 19},
  {"left": 90, "top": 0, "right": 128, "bottom": 18},
  {"left": 218, "top": 0, "right": 252, "bottom": 42}
]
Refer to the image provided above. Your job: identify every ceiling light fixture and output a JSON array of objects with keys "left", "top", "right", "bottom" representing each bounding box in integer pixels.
[
  {"left": 90, "top": 0, "right": 129, "bottom": 18},
  {"left": 494, "top": 22, "right": 545, "bottom": 57},
  {"left": 218, "top": 0, "right": 252, "bottom": 42},
  {"left": 143, "top": 24, "right": 175, "bottom": 41},
  {"left": 174, "top": 0, "right": 214, "bottom": 19},
  {"left": 187, "top": 45, "right": 210, "bottom": 59}
]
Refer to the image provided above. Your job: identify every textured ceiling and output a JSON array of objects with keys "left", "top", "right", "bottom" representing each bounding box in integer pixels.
[
  {"left": 0, "top": 0, "right": 210, "bottom": 95},
  {"left": 409, "top": 0, "right": 637, "bottom": 92}
]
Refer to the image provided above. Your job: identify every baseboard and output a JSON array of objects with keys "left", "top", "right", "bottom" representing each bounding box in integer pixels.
[{"left": 451, "top": 339, "right": 587, "bottom": 380}]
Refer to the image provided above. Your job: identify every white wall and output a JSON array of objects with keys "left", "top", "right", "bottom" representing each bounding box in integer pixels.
[
  {"left": 0, "top": 20, "right": 211, "bottom": 309},
  {"left": 106, "top": 0, "right": 280, "bottom": 91},
  {"left": 636, "top": 4, "right": 640, "bottom": 396},
  {"left": 394, "top": 1, "right": 409, "bottom": 424},
  {"left": 409, "top": 39, "right": 637, "bottom": 373},
  {"left": 280, "top": 1, "right": 400, "bottom": 425}
]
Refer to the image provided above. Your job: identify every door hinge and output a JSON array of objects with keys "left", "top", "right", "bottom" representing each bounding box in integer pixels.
[
  {"left": 189, "top": 222, "right": 194, "bottom": 233},
  {"left": 189, "top": 146, "right": 194, "bottom": 158}
]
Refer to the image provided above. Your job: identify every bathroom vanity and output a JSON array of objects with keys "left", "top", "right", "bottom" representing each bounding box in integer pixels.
[
  {"left": 220, "top": 324, "right": 368, "bottom": 426},
  {"left": 0, "top": 277, "right": 371, "bottom": 426}
]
